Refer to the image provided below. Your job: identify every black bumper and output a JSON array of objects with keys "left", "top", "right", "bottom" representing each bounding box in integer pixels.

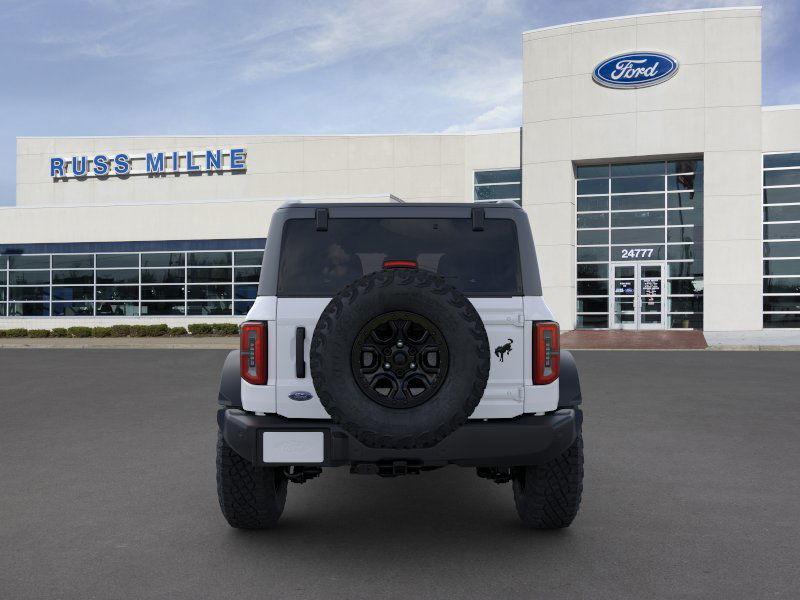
[{"left": 218, "top": 408, "right": 581, "bottom": 468}]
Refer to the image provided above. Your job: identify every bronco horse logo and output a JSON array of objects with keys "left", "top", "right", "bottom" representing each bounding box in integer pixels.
[{"left": 494, "top": 338, "right": 513, "bottom": 362}]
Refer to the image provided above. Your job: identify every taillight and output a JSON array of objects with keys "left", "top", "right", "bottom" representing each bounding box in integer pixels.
[
  {"left": 383, "top": 259, "right": 417, "bottom": 269},
  {"left": 240, "top": 322, "right": 267, "bottom": 385},
  {"left": 533, "top": 321, "right": 560, "bottom": 385}
]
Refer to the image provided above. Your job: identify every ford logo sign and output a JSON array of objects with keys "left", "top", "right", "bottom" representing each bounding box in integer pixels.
[
  {"left": 593, "top": 52, "right": 678, "bottom": 89},
  {"left": 288, "top": 391, "right": 313, "bottom": 402}
]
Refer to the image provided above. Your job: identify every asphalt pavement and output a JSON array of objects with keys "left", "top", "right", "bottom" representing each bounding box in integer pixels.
[{"left": 1, "top": 349, "right": 798, "bottom": 599}]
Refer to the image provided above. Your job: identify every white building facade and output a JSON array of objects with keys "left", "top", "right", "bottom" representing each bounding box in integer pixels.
[{"left": 2, "top": 6, "right": 799, "bottom": 333}]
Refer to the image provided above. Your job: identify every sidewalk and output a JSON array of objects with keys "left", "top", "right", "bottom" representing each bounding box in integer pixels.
[{"left": 0, "top": 337, "right": 238, "bottom": 349}]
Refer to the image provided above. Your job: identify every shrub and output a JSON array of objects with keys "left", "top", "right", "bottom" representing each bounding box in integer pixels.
[
  {"left": 146, "top": 324, "right": 169, "bottom": 337},
  {"left": 188, "top": 323, "right": 214, "bottom": 336},
  {"left": 28, "top": 329, "right": 51, "bottom": 338},
  {"left": 92, "top": 327, "right": 113, "bottom": 338},
  {"left": 67, "top": 326, "right": 92, "bottom": 338},
  {"left": 109, "top": 324, "right": 132, "bottom": 337},
  {"left": 130, "top": 325, "right": 149, "bottom": 337},
  {"left": 168, "top": 326, "right": 188, "bottom": 336},
  {"left": 5, "top": 328, "right": 29, "bottom": 338},
  {"left": 50, "top": 328, "right": 69, "bottom": 338},
  {"left": 0, "top": 330, "right": 5, "bottom": 338},
  {"left": 212, "top": 323, "right": 239, "bottom": 336}
]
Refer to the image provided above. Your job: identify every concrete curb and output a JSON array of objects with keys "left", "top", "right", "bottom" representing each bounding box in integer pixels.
[{"left": 0, "top": 338, "right": 238, "bottom": 349}]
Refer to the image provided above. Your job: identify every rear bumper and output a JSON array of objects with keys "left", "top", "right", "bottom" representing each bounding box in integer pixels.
[{"left": 218, "top": 408, "right": 581, "bottom": 468}]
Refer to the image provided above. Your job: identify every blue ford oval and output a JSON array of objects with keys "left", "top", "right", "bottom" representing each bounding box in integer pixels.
[{"left": 593, "top": 52, "right": 679, "bottom": 89}]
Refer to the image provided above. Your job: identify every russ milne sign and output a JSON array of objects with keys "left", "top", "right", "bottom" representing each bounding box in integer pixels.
[
  {"left": 592, "top": 52, "right": 678, "bottom": 89},
  {"left": 50, "top": 148, "right": 246, "bottom": 179}
]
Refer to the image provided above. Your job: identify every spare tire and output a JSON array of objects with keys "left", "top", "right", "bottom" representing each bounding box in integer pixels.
[{"left": 310, "top": 268, "right": 490, "bottom": 449}]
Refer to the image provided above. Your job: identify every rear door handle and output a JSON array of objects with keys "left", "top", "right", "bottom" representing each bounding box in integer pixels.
[{"left": 295, "top": 327, "right": 306, "bottom": 378}]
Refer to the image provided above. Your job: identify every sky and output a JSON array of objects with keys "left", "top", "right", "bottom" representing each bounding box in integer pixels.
[{"left": 1, "top": 0, "right": 798, "bottom": 206}]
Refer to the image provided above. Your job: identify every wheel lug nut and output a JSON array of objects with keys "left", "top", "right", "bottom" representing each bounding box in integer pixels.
[
  {"left": 410, "top": 363, "right": 416, "bottom": 369},
  {"left": 397, "top": 341, "right": 403, "bottom": 348},
  {"left": 384, "top": 363, "right": 391, "bottom": 369}
]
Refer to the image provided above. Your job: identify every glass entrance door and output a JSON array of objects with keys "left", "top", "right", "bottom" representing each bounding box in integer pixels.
[{"left": 610, "top": 262, "right": 666, "bottom": 330}]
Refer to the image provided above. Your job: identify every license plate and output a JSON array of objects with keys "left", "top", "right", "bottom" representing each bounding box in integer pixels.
[{"left": 262, "top": 431, "right": 324, "bottom": 464}]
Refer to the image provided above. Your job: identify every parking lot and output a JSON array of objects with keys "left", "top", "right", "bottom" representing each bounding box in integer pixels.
[{"left": 1, "top": 349, "right": 798, "bottom": 599}]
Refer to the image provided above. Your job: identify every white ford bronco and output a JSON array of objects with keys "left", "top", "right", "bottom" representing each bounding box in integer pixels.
[{"left": 216, "top": 200, "right": 584, "bottom": 529}]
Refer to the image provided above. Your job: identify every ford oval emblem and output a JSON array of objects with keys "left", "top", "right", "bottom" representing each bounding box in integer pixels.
[
  {"left": 593, "top": 52, "right": 678, "bottom": 89},
  {"left": 288, "top": 391, "right": 313, "bottom": 402}
]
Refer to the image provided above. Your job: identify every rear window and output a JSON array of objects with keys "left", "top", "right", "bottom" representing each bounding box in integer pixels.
[{"left": 277, "top": 218, "right": 522, "bottom": 297}]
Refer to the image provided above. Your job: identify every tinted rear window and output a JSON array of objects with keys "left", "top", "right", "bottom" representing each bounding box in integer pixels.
[{"left": 277, "top": 218, "right": 522, "bottom": 296}]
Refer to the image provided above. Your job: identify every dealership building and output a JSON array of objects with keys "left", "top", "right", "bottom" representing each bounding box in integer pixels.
[{"left": 2, "top": 6, "right": 799, "bottom": 333}]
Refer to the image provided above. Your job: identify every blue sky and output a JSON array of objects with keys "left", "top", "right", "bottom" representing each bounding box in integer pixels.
[{"left": 1, "top": 0, "right": 798, "bottom": 206}]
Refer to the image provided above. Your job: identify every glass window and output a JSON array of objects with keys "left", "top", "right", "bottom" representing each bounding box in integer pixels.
[
  {"left": 234, "top": 301, "right": 255, "bottom": 315},
  {"left": 10, "top": 286, "right": 49, "bottom": 301},
  {"left": 763, "top": 277, "right": 800, "bottom": 294},
  {"left": 611, "top": 194, "right": 664, "bottom": 211},
  {"left": 0, "top": 255, "right": 6, "bottom": 269},
  {"left": 52, "top": 302, "right": 94, "bottom": 316},
  {"left": 577, "top": 213, "right": 608, "bottom": 229},
  {"left": 576, "top": 179, "right": 607, "bottom": 195},
  {"left": 9, "top": 255, "right": 49, "bottom": 269},
  {"left": 141, "top": 268, "right": 185, "bottom": 284},
  {"left": 764, "top": 205, "right": 800, "bottom": 222},
  {"left": 763, "top": 187, "right": 800, "bottom": 204},
  {"left": 96, "top": 302, "right": 138, "bottom": 316},
  {"left": 188, "top": 268, "right": 232, "bottom": 283},
  {"left": 474, "top": 183, "right": 521, "bottom": 201},
  {"left": 577, "top": 264, "right": 608, "bottom": 279},
  {"left": 611, "top": 176, "right": 663, "bottom": 194},
  {"left": 52, "top": 286, "right": 94, "bottom": 301},
  {"left": 611, "top": 228, "right": 664, "bottom": 244},
  {"left": 187, "top": 285, "right": 232, "bottom": 300},
  {"left": 8, "top": 302, "right": 49, "bottom": 316},
  {"left": 763, "top": 241, "right": 800, "bottom": 258},
  {"left": 141, "top": 302, "right": 185, "bottom": 316},
  {"left": 234, "top": 284, "right": 258, "bottom": 300},
  {"left": 668, "top": 262, "right": 694, "bottom": 277},
  {"left": 669, "top": 297, "right": 702, "bottom": 312},
  {"left": 141, "top": 253, "right": 185, "bottom": 268},
  {"left": 52, "top": 254, "right": 93, "bottom": 269},
  {"left": 278, "top": 218, "right": 523, "bottom": 297},
  {"left": 667, "top": 245, "right": 694, "bottom": 261},
  {"left": 764, "top": 259, "right": 800, "bottom": 276},
  {"left": 0, "top": 273, "right": 5, "bottom": 286},
  {"left": 667, "top": 209, "right": 698, "bottom": 226},
  {"left": 763, "top": 296, "right": 800, "bottom": 312},
  {"left": 611, "top": 162, "right": 664, "bottom": 177},
  {"left": 611, "top": 210, "right": 664, "bottom": 228},
  {"left": 577, "top": 246, "right": 609, "bottom": 262},
  {"left": 9, "top": 270, "right": 50, "bottom": 285},
  {"left": 577, "top": 281, "right": 608, "bottom": 295},
  {"left": 187, "top": 301, "right": 232, "bottom": 315},
  {"left": 669, "top": 314, "right": 703, "bottom": 329},
  {"left": 52, "top": 270, "right": 93, "bottom": 284},
  {"left": 667, "top": 227, "right": 695, "bottom": 243},
  {"left": 667, "top": 191, "right": 702, "bottom": 209},
  {"left": 96, "top": 269, "right": 138, "bottom": 284},
  {"left": 188, "top": 251, "right": 232, "bottom": 266},
  {"left": 764, "top": 153, "right": 800, "bottom": 168},
  {"left": 96, "top": 286, "right": 139, "bottom": 301},
  {"left": 577, "top": 230, "right": 608, "bottom": 245},
  {"left": 0, "top": 304, "right": 5, "bottom": 316},
  {"left": 764, "top": 170, "right": 800, "bottom": 187},
  {"left": 763, "top": 314, "right": 800, "bottom": 327},
  {"left": 474, "top": 169, "right": 521, "bottom": 184},
  {"left": 141, "top": 285, "right": 185, "bottom": 300},
  {"left": 764, "top": 223, "right": 800, "bottom": 240},
  {"left": 667, "top": 160, "right": 702, "bottom": 174},
  {"left": 667, "top": 174, "right": 700, "bottom": 191},
  {"left": 575, "top": 165, "right": 608, "bottom": 179},
  {"left": 576, "top": 314, "right": 608, "bottom": 328},
  {"left": 668, "top": 280, "right": 701, "bottom": 295},
  {"left": 96, "top": 254, "right": 138, "bottom": 268},
  {"left": 577, "top": 197, "right": 608, "bottom": 212},
  {"left": 576, "top": 298, "right": 608, "bottom": 312},
  {"left": 234, "top": 251, "right": 263, "bottom": 266},
  {"left": 611, "top": 246, "right": 665, "bottom": 261},
  {"left": 234, "top": 267, "right": 260, "bottom": 282}
]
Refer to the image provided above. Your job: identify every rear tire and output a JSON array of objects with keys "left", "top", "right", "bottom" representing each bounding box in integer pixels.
[
  {"left": 512, "top": 434, "right": 584, "bottom": 529},
  {"left": 216, "top": 432, "right": 288, "bottom": 529}
]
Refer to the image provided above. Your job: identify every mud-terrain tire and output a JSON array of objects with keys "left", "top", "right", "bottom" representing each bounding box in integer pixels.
[
  {"left": 310, "top": 268, "right": 490, "bottom": 449},
  {"left": 216, "top": 432, "right": 288, "bottom": 529},
  {"left": 511, "top": 433, "right": 584, "bottom": 529}
]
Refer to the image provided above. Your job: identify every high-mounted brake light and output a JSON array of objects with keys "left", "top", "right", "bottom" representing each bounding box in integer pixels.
[
  {"left": 533, "top": 321, "right": 560, "bottom": 385},
  {"left": 383, "top": 259, "right": 417, "bottom": 269},
  {"left": 240, "top": 322, "right": 267, "bottom": 385}
]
